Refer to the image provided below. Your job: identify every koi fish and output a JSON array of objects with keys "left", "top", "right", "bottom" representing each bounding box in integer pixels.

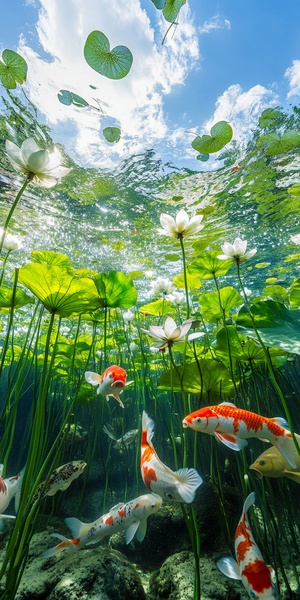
[
  {"left": 182, "top": 401, "right": 298, "bottom": 468},
  {"left": 40, "top": 492, "right": 162, "bottom": 558},
  {"left": 31, "top": 460, "right": 86, "bottom": 506},
  {"left": 85, "top": 365, "right": 132, "bottom": 409},
  {"left": 250, "top": 446, "right": 300, "bottom": 483},
  {"left": 217, "top": 492, "right": 276, "bottom": 599},
  {"left": 141, "top": 411, "right": 203, "bottom": 503},
  {"left": 103, "top": 425, "right": 139, "bottom": 450},
  {"left": 0, "top": 465, "right": 24, "bottom": 515}
]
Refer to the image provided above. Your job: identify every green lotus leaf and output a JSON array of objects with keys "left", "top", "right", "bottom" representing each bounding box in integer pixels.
[
  {"left": 192, "top": 121, "right": 233, "bottom": 154},
  {"left": 158, "top": 359, "right": 234, "bottom": 396},
  {"left": 173, "top": 272, "right": 202, "bottom": 290},
  {"left": 111, "top": 241, "right": 126, "bottom": 250},
  {"left": 31, "top": 250, "right": 74, "bottom": 273},
  {"left": 139, "top": 299, "right": 176, "bottom": 317},
  {"left": 196, "top": 153, "right": 210, "bottom": 162},
  {"left": 265, "top": 130, "right": 300, "bottom": 155},
  {"left": 18, "top": 263, "right": 100, "bottom": 317},
  {"left": 199, "top": 286, "right": 243, "bottom": 323},
  {"left": 258, "top": 108, "right": 281, "bottom": 128},
  {"left": 213, "top": 325, "right": 286, "bottom": 365},
  {"left": 58, "top": 90, "right": 89, "bottom": 107},
  {"left": 0, "top": 49, "right": 27, "bottom": 89},
  {"left": 151, "top": 0, "right": 166, "bottom": 8},
  {"left": 164, "top": 253, "right": 181, "bottom": 262},
  {"left": 0, "top": 285, "right": 35, "bottom": 312},
  {"left": 163, "top": 0, "right": 186, "bottom": 22},
  {"left": 84, "top": 31, "right": 133, "bottom": 80},
  {"left": 189, "top": 251, "right": 232, "bottom": 279},
  {"left": 263, "top": 285, "right": 288, "bottom": 302},
  {"left": 236, "top": 300, "right": 300, "bottom": 355},
  {"left": 103, "top": 126, "right": 121, "bottom": 143},
  {"left": 93, "top": 271, "right": 137, "bottom": 308}
]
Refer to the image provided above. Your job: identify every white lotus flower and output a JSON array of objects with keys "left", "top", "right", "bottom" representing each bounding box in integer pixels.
[
  {"left": 158, "top": 209, "right": 204, "bottom": 239},
  {"left": 0, "top": 229, "right": 21, "bottom": 252},
  {"left": 123, "top": 309, "right": 134, "bottom": 322},
  {"left": 141, "top": 316, "right": 193, "bottom": 349},
  {"left": 149, "top": 276, "right": 174, "bottom": 297},
  {"left": 166, "top": 291, "right": 186, "bottom": 306},
  {"left": 6, "top": 138, "right": 71, "bottom": 188},
  {"left": 291, "top": 234, "right": 300, "bottom": 244},
  {"left": 217, "top": 237, "right": 257, "bottom": 263}
]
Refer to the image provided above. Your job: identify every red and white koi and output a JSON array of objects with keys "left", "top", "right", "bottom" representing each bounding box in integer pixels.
[
  {"left": 182, "top": 402, "right": 298, "bottom": 468},
  {"left": 141, "top": 411, "right": 203, "bottom": 503},
  {"left": 217, "top": 492, "right": 276, "bottom": 599},
  {"left": 85, "top": 365, "right": 132, "bottom": 409},
  {"left": 0, "top": 465, "right": 24, "bottom": 527},
  {"left": 40, "top": 493, "right": 162, "bottom": 558}
]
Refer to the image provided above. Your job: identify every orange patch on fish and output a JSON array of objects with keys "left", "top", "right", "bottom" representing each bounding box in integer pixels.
[
  {"left": 0, "top": 479, "right": 7, "bottom": 494},
  {"left": 242, "top": 559, "right": 273, "bottom": 592},
  {"left": 235, "top": 521, "right": 254, "bottom": 562},
  {"left": 141, "top": 431, "right": 148, "bottom": 446},
  {"left": 143, "top": 466, "right": 157, "bottom": 489},
  {"left": 118, "top": 509, "right": 126, "bottom": 518},
  {"left": 105, "top": 516, "right": 114, "bottom": 526},
  {"left": 141, "top": 446, "right": 153, "bottom": 465}
]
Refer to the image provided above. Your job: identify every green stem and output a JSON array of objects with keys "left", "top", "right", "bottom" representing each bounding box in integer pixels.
[
  {"left": 0, "top": 176, "right": 32, "bottom": 254},
  {"left": 179, "top": 235, "right": 190, "bottom": 319}
]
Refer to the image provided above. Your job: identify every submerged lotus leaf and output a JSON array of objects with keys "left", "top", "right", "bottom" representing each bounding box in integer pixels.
[
  {"left": 199, "top": 286, "right": 243, "bottom": 323},
  {"left": 58, "top": 90, "right": 89, "bottom": 107},
  {"left": 189, "top": 251, "right": 232, "bottom": 279},
  {"left": 139, "top": 299, "right": 176, "bottom": 317},
  {"left": 84, "top": 31, "right": 133, "bottom": 80},
  {"left": 196, "top": 153, "right": 210, "bottom": 162},
  {"left": 192, "top": 121, "right": 233, "bottom": 154},
  {"left": 102, "top": 127, "right": 121, "bottom": 143},
  {"left": 263, "top": 285, "right": 288, "bottom": 302},
  {"left": 0, "top": 49, "right": 27, "bottom": 89},
  {"left": 158, "top": 359, "right": 234, "bottom": 396},
  {"left": 173, "top": 272, "right": 202, "bottom": 290},
  {"left": 163, "top": 0, "right": 186, "bottom": 22},
  {"left": 236, "top": 300, "right": 300, "bottom": 355},
  {"left": 257, "top": 130, "right": 300, "bottom": 155},
  {"left": 18, "top": 263, "right": 100, "bottom": 317},
  {"left": 93, "top": 271, "right": 137, "bottom": 308},
  {"left": 258, "top": 108, "right": 282, "bottom": 128},
  {"left": 288, "top": 183, "right": 300, "bottom": 197},
  {"left": 213, "top": 325, "right": 287, "bottom": 365},
  {"left": 0, "top": 286, "right": 35, "bottom": 311},
  {"left": 151, "top": 0, "right": 166, "bottom": 8},
  {"left": 31, "top": 250, "right": 74, "bottom": 273}
]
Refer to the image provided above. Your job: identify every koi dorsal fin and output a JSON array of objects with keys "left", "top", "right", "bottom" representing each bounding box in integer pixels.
[{"left": 219, "top": 401, "right": 237, "bottom": 408}]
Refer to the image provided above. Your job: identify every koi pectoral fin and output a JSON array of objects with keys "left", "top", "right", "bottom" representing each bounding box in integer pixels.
[
  {"left": 111, "top": 394, "right": 125, "bottom": 409},
  {"left": 125, "top": 521, "right": 140, "bottom": 544},
  {"left": 214, "top": 432, "right": 248, "bottom": 451},
  {"left": 217, "top": 557, "right": 241, "bottom": 580}
]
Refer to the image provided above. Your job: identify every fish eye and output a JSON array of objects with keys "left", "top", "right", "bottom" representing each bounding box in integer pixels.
[
  {"left": 108, "top": 373, "right": 113, "bottom": 379},
  {"left": 151, "top": 503, "right": 155, "bottom": 508},
  {"left": 259, "top": 460, "right": 266, "bottom": 466},
  {"left": 165, "top": 492, "right": 174, "bottom": 499},
  {"left": 250, "top": 591, "right": 257, "bottom": 599},
  {"left": 196, "top": 417, "right": 202, "bottom": 424}
]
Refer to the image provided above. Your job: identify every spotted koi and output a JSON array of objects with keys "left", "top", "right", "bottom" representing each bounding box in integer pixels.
[
  {"left": 40, "top": 493, "right": 162, "bottom": 558},
  {"left": 217, "top": 492, "right": 276, "bottom": 599},
  {"left": 182, "top": 401, "right": 298, "bottom": 468}
]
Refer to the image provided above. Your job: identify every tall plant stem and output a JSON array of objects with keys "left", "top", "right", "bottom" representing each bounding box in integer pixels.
[
  {"left": 0, "top": 177, "right": 32, "bottom": 254},
  {"left": 236, "top": 262, "right": 300, "bottom": 456},
  {"left": 179, "top": 235, "right": 190, "bottom": 319}
]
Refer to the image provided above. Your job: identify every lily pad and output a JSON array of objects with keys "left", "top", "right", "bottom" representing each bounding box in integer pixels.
[
  {"left": 258, "top": 108, "right": 281, "bottom": 128},
  {"left": 163, "top": 0, "right": 186, "bottom": 23},
  {"left": 0, "top": 286, "right": 35, "bottom": 312},
  {"left": 173, "top": 272, "right": 202, "bottom": 290},
  {"left": 18, "top": 263, "right": 100, "bottom": 317},
  {"left": 93, "top": 271, "right": 137, "bottom": 308},
  {"left": 213, "top": 325, "right": 286, "bottom": 365},
  {"left": 236, "top": 299, "right": 300, "bottom": 355},
  {"left": 58, "top": 90, "right": 89, "bottom": 107},
  {"left": 257, "top": 130, "right": 300, "bottom": 155},
  {"left": 139, "top": 299, "right": 176, "bottom": 317},
  {"left": 158, "top": 359, "right": 234, "bottom": 397},
  {"left": 192, "top": 121, "right": 233, "bottom": 154},
  {"left": 151, "top": 0, "right": 166, "bottom": 7},
  {"left": 102, "top": 126, "right": 121, "bottom": 143},
  {"left": 31, "top": 250, "right": 74, "bottom": 273},
  {"left": 84, "top": 31, "right": 133, "bottom": 80},
  {"left": 189, "top": 251, "right": 232, "bottom": 279},
  {"left": 199, "top": 286, "right": 243, "bottom": 324},
  {"left": 196, "top": 153, "right": 210, "bottom": 162},
  {"left": 0, "top": 49, "right": 27, "bottom": 89}
]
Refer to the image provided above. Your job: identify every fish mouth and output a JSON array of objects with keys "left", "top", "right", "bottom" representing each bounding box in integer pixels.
[
  {"left": 249, "top": 466, "right": 263, "bottom": 479},
  {"left": 182, "top": 419, "right": 189, "bottom": 428},
  {"left": 112, "top": 380, "right": 125, "bottom": 389}
]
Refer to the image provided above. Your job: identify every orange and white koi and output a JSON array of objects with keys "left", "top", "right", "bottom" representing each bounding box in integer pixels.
[
  {"left": 141, "top": 411, "right": 203, "bottom": 503},
  {"left": 182, "top": 401, "right": 298, "bottom": 468},
  {"left": 40, "top": 493, "right": 162, "bottom": 558},
  {"left": 217, "top": 492, "right": 276, "bottom": 599},
  {"left": 85, "top": 365, "right": 132, "bottom": 409},
  {"left": 0, "top": 465, "right": 24, "bottom": 515}
]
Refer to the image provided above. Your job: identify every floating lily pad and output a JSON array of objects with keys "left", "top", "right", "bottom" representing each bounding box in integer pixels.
[
  {"left": 192, "top": 121, "right": 233, "bottom": 154},
  {"left": 58, "top": 90, "right": 89, "bottom": 107},
  {"left": 236, "top": 299, "right": 300, "bottom": 355},
  {"left": 84, "top": 31, "right": 133, "bottom": 80},
  {"left": 102, "top": 126, "right": 121, "bottom": 143},
  {"left": 257, "top": 130, "right": 300, "bottom": 155},
  {"left": 151, "top": 0, "right": 166, "bottom": 8},
  {"left": 139, "top": 299, "right": 176, "bottom": 317},
  {"left": 158, "top": 359, "right": 234, "bottom": 396},
  {"left": 173, "top": 272, "right": 202, "bottom": 290},
  {"left": 0, "top": 49, "right": 27, "bottom": 89},
  {"left": 196, "top": 153, "right": 210, "bottom": 162},
  {"left": 93, "top": 271, "right": 137, "bottom": 308},
  {"left": 163, "top": 0, "right": 186, "bottom": 23},
  {"left": 258, "top": 108, "right": 281, "bottom": 128},
  {"left": 213, "top": 326, "right": 286, "bottom": 365},
  {"left": 164, "top": 253, "right": 181, "bottom": 262}
]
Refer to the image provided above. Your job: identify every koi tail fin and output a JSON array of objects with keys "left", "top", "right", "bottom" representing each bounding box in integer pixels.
[
  {"left": 40, "top": 533, "right": 80, "bottom": 558},
  {"left": 242, "top": 491, "right": 256, "bottom": 517},
  {"left": 174, "top": 468, "right": 203, "bottom": 503},
  {"left": 141, "top": 411, "right": 155, "bottom": 447},
  {"left": 274, "top": 434, "right": 298, "bottom": 469},
  {"left": 103, "top": 425, "right": 117, "bottom": 441}
]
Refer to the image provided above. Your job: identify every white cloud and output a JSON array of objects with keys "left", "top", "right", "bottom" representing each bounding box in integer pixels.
[
  {"left": 285, "top": 60, "right": 300, "bottom": 98},
  {"left": 199, "top": 15, "right": 231, "bottom": 35},
  {"left": 17, "top": 0, "right": 200, "bottom": 168},
  {"left": 202, "top": 83, "right": 278, "bottom": 146}
]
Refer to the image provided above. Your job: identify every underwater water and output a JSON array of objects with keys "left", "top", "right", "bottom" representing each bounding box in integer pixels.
[{"left": 1, "top": 3, "right": 300, "bottom": 600}]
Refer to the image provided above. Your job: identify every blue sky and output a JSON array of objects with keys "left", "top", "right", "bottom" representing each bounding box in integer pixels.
[{"left": 1, "top": 0, "right": 300, "bottom": 170}]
